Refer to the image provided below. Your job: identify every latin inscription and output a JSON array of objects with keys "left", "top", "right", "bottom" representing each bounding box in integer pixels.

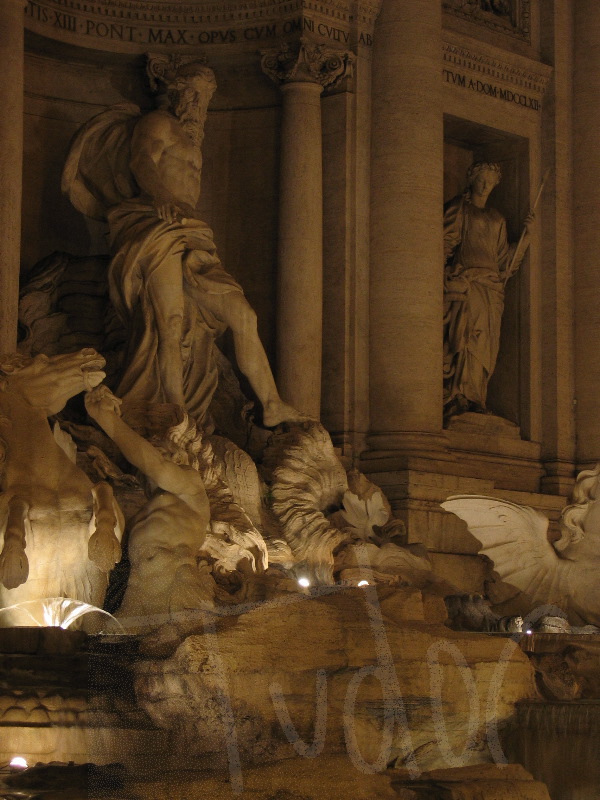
[
  {"left": 25, "top": 2, "right": 373, "bottom": 47},
  {"left": 443, "top": 68, "right": 541, "bottom": 111}
]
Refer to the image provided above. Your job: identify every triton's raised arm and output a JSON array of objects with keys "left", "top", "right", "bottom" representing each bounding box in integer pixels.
[{"left": 85, "top": 386, "right": 209, "bottom": 519}]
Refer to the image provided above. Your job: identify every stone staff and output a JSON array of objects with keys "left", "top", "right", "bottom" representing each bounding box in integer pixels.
[{"left": 504, "top": 168, "right": 551, "bottom": 282}]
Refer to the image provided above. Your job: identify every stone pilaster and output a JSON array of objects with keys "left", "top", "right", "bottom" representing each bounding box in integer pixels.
[
  {"left": 0, "top": 0, "right": 24, "bottom": 353},
  {"left": 539, "top": 0, "right": 576, "bottom": 493},
  {"left": 365, "top": 0, "right": 446, "bottom": 464},
  {"left": 574, "top": 1, "right": 600, "bottom": 468},
  {"left": 262, "top": 41, "right": 354, "bottom": 418}
]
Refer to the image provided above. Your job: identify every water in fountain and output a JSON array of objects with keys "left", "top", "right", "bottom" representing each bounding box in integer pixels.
[
  {"left": 0, "top": 597, "right": 125, "bottom": 633},
  {"left": 504, "top": 700, "right": 600, "bottom": 800}
]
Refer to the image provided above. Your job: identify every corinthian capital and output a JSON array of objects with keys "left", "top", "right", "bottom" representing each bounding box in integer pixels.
[{"left": 261, "top": 38, "right": 354, "bottom": 89}]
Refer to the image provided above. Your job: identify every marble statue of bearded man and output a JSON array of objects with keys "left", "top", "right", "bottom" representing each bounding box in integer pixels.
[
  {"left": 442, "top": 161, "right": 532, "bottom": 420},
  {"left": 63, "top": 55, "right": 302, "bottom": 428}
]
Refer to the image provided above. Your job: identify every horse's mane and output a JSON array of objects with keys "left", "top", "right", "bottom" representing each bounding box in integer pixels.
[{"left": 557, "top": 463, "right": 600, "bottom": 551}]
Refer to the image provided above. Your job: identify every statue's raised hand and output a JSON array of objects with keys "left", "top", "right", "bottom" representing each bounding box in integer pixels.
[
  {"left": 523, "top": 210, "right": 535, "bottom": 234},
  {"left": 85, "top": 385, "right": 122, "bottom": 425}
]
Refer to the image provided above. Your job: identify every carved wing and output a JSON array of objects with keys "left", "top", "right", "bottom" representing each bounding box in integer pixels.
[
  {"left": 442, "top": 495, "right": 576, "bottom": 615},
  {"left": 62, "top": 103, "right": 142, "bottom": 220}
]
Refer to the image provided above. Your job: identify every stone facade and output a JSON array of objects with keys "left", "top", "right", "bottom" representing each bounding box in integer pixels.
[
  {"left": 1, "top": 1, "right": 585, "bottom": 593},
  {"left": 0, "top": 1, "right": 595, "bottom": 796}
]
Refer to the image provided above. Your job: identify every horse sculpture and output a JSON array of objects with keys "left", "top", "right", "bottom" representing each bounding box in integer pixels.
[
  {"left": 0, "top": 349, "right": 123, "bottom": 625},
  {"left": 443, "top": 464, "right": 600, "bottom": 626}
]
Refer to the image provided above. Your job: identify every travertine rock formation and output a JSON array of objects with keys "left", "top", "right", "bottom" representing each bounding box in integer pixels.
[
  {"left": 134, "top": 586, "right": 536, "bottom": 775},
  {"left": 129, "top": 758, "right": 551, "bottom": 800}
]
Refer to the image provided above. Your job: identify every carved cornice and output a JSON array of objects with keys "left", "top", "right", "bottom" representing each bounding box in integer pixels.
[
  {"left": 442, "top": 36, "right": 552, "bottom": 101},
  {"left": 33, "top": 0, "right": 381, "bottom": 23},
  {"left": 24, "top": 0, "right": 382, "bottom": 54},
  {"left": 261, "top": 39, "right": 354, "bottom": 88},
  {"left": 443, "top": 0, "right": 531, "bottom": 43}
]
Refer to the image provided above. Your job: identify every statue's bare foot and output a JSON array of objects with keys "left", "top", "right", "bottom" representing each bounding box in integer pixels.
[
  {"left": 262, "top": 399, "right": 312, "bottom": 428},
  {"left": 0, "top": 542, "right": 29, "bottom": 589}
]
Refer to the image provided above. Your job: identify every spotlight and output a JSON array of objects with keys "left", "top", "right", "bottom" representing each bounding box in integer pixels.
[
  {"left": 10, "top": 757, "right": 28, "bottom": 770},
  {"left": 298, "top": 577, "right": 310, "bottom": 588},
  {"left": 357, "top": 580, "right": 370, "bottom": 587},
  {"left": 526, "top": 630, "right": 533, "bottom": 635}
]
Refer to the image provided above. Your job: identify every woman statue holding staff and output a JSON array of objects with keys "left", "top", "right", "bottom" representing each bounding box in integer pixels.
[{"left": 443, "top": 161, "right": 537, "bottom": 420}]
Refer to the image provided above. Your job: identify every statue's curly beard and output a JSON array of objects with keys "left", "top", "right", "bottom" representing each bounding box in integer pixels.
[{"left": 173, "top": 96, "right": 209, "bottom": 148}]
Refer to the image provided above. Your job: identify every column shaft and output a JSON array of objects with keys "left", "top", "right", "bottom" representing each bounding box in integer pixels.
[
  {"left": 574, "top": 1, "right": 600, "bottom": 466},
  {"left": 368, "top": 0, "right": 444, "bottom": 452},
  {"left": 0, "top": 0, "right": 24, "bottom": 354},
  {"left": 277, "top": 81, "right": 324, "bottom": 418}
]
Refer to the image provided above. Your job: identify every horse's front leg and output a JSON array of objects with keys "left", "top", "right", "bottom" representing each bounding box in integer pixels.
[
  {"left": 0, "top": 495, "right": 30, "bottom": 589},
  {"left": 88, "top": 482, "right": 123, "bottom": 573}
]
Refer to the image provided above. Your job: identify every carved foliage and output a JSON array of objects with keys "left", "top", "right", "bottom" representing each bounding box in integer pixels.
[{"left": 261, "top": 39, "right": 354, "bottom": 89}]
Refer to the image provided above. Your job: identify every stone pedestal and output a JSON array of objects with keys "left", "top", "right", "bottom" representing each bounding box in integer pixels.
[{"left": 0, "top": 0, "right": 24, "bottom": 353}]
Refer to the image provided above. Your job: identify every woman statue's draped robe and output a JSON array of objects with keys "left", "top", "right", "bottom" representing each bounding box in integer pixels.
[{"left": 443, "top": 195, "right": 515, "bottom": 414}]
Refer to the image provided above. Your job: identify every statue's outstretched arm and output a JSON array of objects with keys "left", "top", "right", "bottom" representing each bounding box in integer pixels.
[{"left": 85, "top": 387, "right": 208, "bottom": 517}]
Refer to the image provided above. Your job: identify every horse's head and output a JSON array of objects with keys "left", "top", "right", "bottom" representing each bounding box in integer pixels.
[{"left": 0, "top": 349, "right": 106, "bottom": 415}]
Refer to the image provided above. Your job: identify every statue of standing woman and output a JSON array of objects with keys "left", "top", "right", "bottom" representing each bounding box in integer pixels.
[{"left": 443, "top": 161, "right": 533, "bottom": 420}]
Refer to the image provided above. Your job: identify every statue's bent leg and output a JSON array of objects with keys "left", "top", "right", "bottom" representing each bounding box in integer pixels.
[
  {"left": 0, "top": 496, "right": 30, "bottom": 589},
  {"left": 146, "top": 256, "right": 186, "bottom": 406},
  {"left": 199, "top": 291, "right": 308, "bottom": 425}
]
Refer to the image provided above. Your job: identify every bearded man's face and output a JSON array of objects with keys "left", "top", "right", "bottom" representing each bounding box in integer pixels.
[{"left": 171, "top": 78, "right": 215, "bottom": 124}]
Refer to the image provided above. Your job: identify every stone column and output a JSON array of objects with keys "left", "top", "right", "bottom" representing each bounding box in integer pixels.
[
  {"left": 574, "top": 1, "right": 600, "bottom": 467},
  {"left": 0, "top": 0, "right": 24, "bottom": 354},
  {"left": 539, "top": 0, "right": 576, "bottom": 492},
  {"left": 262, "top": 42, "right": 353, "bottom": 418},
  {"left": 366, "top": 0, "right": 445, "bottom": 458}
]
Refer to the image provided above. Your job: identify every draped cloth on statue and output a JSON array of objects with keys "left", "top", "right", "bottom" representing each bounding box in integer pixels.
[
  {"left": 107, "top": 201, "right": 242, "bottom": 420},
  {"left": 443, "top": 196, "right": 511, "bottom": 410},
  {"left": 62, "top": 103, "right": 243, "bottom": 422}
]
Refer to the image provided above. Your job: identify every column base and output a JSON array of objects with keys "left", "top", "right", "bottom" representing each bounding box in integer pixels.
[
  {"left": 541, "top": 459, "right": 576, "bottom": 496},
  {"left": 363, "top": 430, "right": 452, "bottom": 471}
]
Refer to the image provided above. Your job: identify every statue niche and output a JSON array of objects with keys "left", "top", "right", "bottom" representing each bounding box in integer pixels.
[{"left": 443, "top": 161, "right": 533, "bottom": 422}]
